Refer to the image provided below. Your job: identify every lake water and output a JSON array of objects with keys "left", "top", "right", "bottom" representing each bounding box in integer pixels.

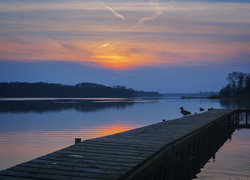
[
  {"left": 0, "top": 97, "right": 250, "bottom": 179},
  {"left": 196, "top": 129, "right": 250, "bottom": 179}
]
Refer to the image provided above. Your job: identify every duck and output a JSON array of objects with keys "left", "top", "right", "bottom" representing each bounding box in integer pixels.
[
  {"left": 200, "top": 107, "right": 204, "bottom": 111},
  {"left": 179, "top": 107, "right": 191, "bottom": 116}
]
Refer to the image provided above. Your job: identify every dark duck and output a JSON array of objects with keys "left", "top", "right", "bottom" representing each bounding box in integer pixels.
[{"left": 179, "top": 107, "right": 191, "bottom": 116}]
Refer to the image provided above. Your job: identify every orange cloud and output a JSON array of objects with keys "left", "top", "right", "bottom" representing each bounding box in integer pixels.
[
  {"left": 0, "top": 38, "right": 93, "bottom": 62},
  {"left": 1, "top": 27, "right": 250, "bottom": 70},
  {"left": 0, "top": 36, "right": 247, "bottom": 70},
  {"left": 90, "top": 40, "right": 171, "bottom": 69}
]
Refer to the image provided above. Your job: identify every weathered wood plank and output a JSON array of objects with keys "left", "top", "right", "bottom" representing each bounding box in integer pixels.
[
  {"left": 29, "top": 159, "right": 131, "bottom": 172},
  {"left": 72, "top": 143, "right": 158, "bottom": 153},
  {"left": 0, "top": 175, "right": 34, "bottom": 180},
  {"left": 0, "top": 170, "right": 103, "bottom": 180},
  {"left": 42, "top": 152, "right": 142, "bottom": 164},
  {"left": 64, "top": 145, "right": 155, "bottom": 156},
  {"left": 17, "top": 162, "right": 126, "bottom": 176},
  {"left": 38, "top": 154, "right": 138, "bottom": 167},
  {"left": 55, "top": 149, "right": 148, "bottom": 161},
  {"left": 75, "top": 140, "right": 159, "bottom": 149},
  {"left": 95, "top": 136, "right": 171, "bottom": 145},
  {"left": 85, "top": 138, "right": 164, "bottom": 148},
  {"left": 6, "top": 166, "right": 118, "bottom": 180}
]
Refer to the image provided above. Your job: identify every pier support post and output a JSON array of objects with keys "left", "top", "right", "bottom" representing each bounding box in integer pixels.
[
  {"left": 236, "top": 112, "right": 240, "bottom": 129},
  {"left": 75, "top": 138, "right": 81, "bottom": 144},
  {"left": 165, "top": 144, "right": 176, "bottom": 180},
  {"left": 246, "top": 112, "right": 248, "bottom": 125}
]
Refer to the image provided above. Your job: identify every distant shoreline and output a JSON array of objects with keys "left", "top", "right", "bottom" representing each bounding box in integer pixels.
[
  {"left": 182, "top": 95, "right": 250, "bottom": 100},
  {"left": 181, "top": 96, "right": 211, "bottom": 99},
  {"left": 0, "top": 82, "right": 162, "bottom": 98}
]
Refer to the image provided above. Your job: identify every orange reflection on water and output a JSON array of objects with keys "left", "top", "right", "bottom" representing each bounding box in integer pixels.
[
  {"left": 0, "top": 122, "right": 140, "bottom": 171},
  {"left": 78, "top": 122, "right": 140, "bottom": 140},
  {"left": 91, "top": 122, "right": 139, "bottom": 137},
  {"left": 0, "top": 131, "right": 70, "bottom": 171}
]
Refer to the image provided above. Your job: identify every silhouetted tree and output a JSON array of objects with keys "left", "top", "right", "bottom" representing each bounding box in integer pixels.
[
  {"left": 219, "top": 71, "right": 249, "bottom": 97},
  {"left": 219, "top": 84, "right": 231, "bottom": 97},
  {"left": 226, "top": 72, "right": 237, "bottom": 96},
  {"left": 236, "top": 72, "right": 246, "bottom": 94},
  {"left": 244, "top": 73, "right": 250, "bottom": 93}
]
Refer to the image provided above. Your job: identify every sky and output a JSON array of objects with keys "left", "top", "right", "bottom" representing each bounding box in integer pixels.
[{"left": 0, "top": 0, "right": 250, "bottom": 93}]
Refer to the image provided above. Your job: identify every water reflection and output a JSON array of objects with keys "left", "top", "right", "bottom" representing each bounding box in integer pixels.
[
  {"left": 0, "top": 98, "right": 159, "bottom": 113},
  {"left": 218, "top": 98, "right": 250, "bottom": 110},
  {"left": 194, "top": 111, "right": 250, "bottom": 179},
  {"left": 196, "top": 128, "right": 250, "bottom": 179},
  {"left": 1, "top": 97, "right": 250, "bottom": 114},
  {"left": 0, "top": 121, "right": 138, "bottom": 171},
  {"left": 0, "top": 97, "right": 249, "bottom": 175}
]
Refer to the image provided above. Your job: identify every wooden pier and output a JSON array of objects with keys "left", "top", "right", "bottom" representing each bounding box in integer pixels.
[{"left": 0, "top": 109, "right": 247, "bottom": 180}]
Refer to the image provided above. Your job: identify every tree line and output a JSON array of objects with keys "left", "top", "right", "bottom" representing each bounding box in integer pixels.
[
  {"left": 0, "top": 82, "right": 162, "bottom": 98},
  {"left": 219, "top": 71, "right": 250, "bottom": 98}
]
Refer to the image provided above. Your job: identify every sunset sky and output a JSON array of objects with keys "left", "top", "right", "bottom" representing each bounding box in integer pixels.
[{"left": 0, "top": 0, "right": 250, "bottom": 93}]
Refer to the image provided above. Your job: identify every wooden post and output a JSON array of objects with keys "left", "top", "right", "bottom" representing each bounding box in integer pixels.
[
  {"left": 166, "top": 144, "right": 176, "bottom": 180},
  {"left": 236, "top": 112, "right": 240, "bottom": 129},
  {"left": 75, "top": 138, "right": 81, "bottom": 144},
  {"left": 246, "top": 112, "right": 248, "bottom": 125}
]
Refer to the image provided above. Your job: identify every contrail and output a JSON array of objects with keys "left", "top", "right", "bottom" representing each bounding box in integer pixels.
[
  {"left": 100, "top": 42, "right": 111, "bottom": 48},
  {"left": 100, "top": 41, "right": 121, "bottom": 48},
  {"left": 98, "top": 0, "right": 126, "bottom": 21},
  {"left": 137, "top": 0, "right": 162, "bottom": 25},
  {"left": 137, "top": 12, "right": 162, "bottom": 25}
]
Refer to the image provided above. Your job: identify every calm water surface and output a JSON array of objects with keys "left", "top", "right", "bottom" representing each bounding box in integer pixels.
[
  {"left": 0, "top": 97, "right": 249, "bottom": 178},
  {"left": 196, "top": 129, "right": 250, "bottom": 179}
]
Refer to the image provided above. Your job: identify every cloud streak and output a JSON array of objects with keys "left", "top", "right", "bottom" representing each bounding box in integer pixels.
[
  {"left": 99, "top": 41, "right": 121, "bottom": 48},
  {"left": 98, "top": 0, "right": 126, "bottom": 21},
  {"left": 137, "top": 0, "right": 162, "bottom": 25},
  {"left": 137, "top": 12, "right": 162, "bottom": 25}
]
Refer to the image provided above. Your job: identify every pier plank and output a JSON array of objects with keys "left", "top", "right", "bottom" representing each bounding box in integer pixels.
[
  {"left": 17, "top": 162, "right": 126, "bottom": 176},
  {"left": 55, "top": 149, "right": 149, "bottom": 160},
  {"left": 37, "top": 155, "right": 139, "bottom": 168},
  {"left": 29, "top": 159, "right": 132, "bottom": 172},
  {"left": 6, "top": 165, "right": 119, "bottom": 180},
  {"left": 0, "top": 168, "right": 105, "bottom": 180},
  {"left": 71, "top": 143, "right": 158, "bottom": 153},
  {"left": 0, "top": 109, "right": 237, "bottom": 180},
  {"left": 63, "top": 145, "right": 155, "bottom": 156},
  {"left": 44, "top": 153, "right": 143, "bottom": 166}
]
